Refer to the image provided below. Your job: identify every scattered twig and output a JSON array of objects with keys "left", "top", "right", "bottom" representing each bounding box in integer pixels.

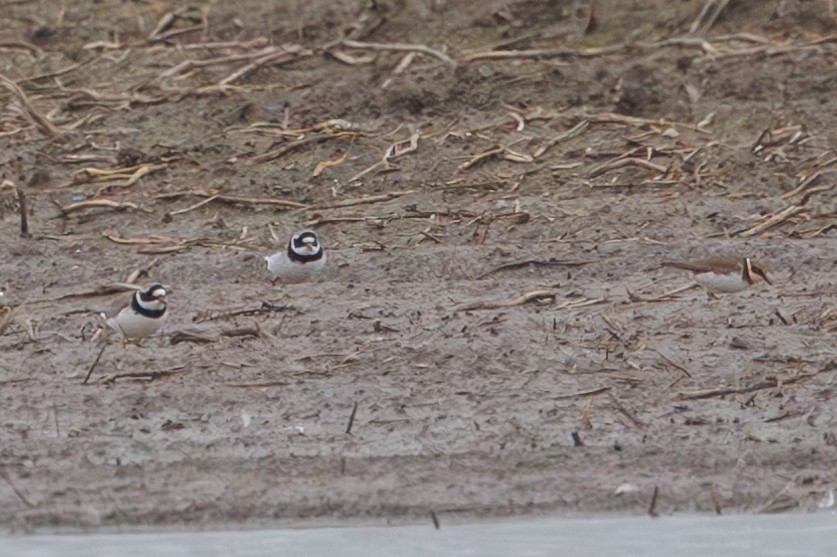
[
  {"left": 83, "top": 344, "right": 107, "bottom": 384},
  {"left": 149, "top": 25, "right": 203, "bottom": 45},
  {"left": 253, "top": 131, "right": 356, "bottom": 164},
  {"left": 381, "top": 51, "right": 417, "bottom": 88},
  {"left": 0, "top": 469, "right": 35, "bottom": 508},
  {"left": 3, "top": 180, "right": 31, "bottom": 236},
  {"left": 656, "top": 350, "right": 693, "bottom": 378},
  {"left": 0, "top": 304, "right": 23, "bottom": 335},
  {"left": 37, "top": 283, "right": 139, "bottom": 303},
  {"left": 476, "top": 258, "right": 593, "bottom": 279},
  {"left": 735, "top": 204, "right": 806, "bottom": 237},
  {"left": 224, "top": 380, "right": 290, "bottom": 389},
  {"left": 147, "top": 10, "right": 177, "bottom": 42},
  {"left": 689, "top": 0, "right": 730, "bottom": 35},
  {"left": 71, "top": 163, "right": 170, "bottom": 191},
  {"left": 220, "top": 327, "right": 262, "bottom": 339},
  {"left": 609, "top": 392, "right": 645, "bottom": 428},
  {"left": 169, "top": 327, "right": 263, "bottom": 344},
  {"left": 783, "top": 166, "right": 836, "bottom": 200},
  {"left": 462, "top": 43, "right": 626, "bottom": 62},
  {"left": 192, "top": 302, "right": 295, "bottom": 323},
  {"left": 648, "top": 485, "right": 659, "bottom": 518},
  {"left": 346, "top": 401, "right": 358, "bottom": 434},
  {"left": 235, "top": 118, "right": 369, "bottom": 137},
  {"left": 169, "top": 331, "right": 216, "bottom": 344},
  {"left": 589, "top": 111, "right": 711, "bottom": 134},
  {"left": 589, "top": 157, "right": 668, "bottom": 179},
  {"left": 15, "top": 191, "right": 30, "bottom": 236},
  {"left": 157, "top": 189, "right": 308, "bottom": 210},
  {"left": 628, "top": 282, "right": 699, "bottom": 302},
  {"left": 348, "top": 159, "right": 394, "bottom": 183},
  {"left": 678, "top": 362, "right": 835, "bottom": 400},
  {"left": 167, "top": 195, "right": 219, "bottom": 216},
  {"left": 453, "top": 289, "right": 560, "bottom": 312},
  {"left": 104, "top": 233, "right": 195, "bottom": 247},
  {"left": 711, "top": 490, "right": 723, "bottom": 515},
  {"left": 798, "top": 222, "right": 837, "bottom": 239},
  {"left": 98, "top": 365, "right": 188, "bottom": 385},
  {"left": 799, "top": 183, "right": 836, "bottom": 206},
  {"left": 59, "top": 199, "right": 152, "bottom": 215},
  {"left": 560, "top": 297, "right": 606, "bottom": 310},
  {"left": 316, "top": 190, "right": 416, "bottom": 210},
  {"left": 552, "top": 386, "right": 611, "bottom": 400},
  {"left": 338, "top": 39, "right": 456, "bottom": 67},
  {"left": 0, "top": 40, "right": 42, "bottom": 57},
  {"left": 533, "top": 120, "right": 590, "bottom": 158},
  {"left": 312, "top": 152, "right": 349, "bottom": 177},
  {"left": 752, "top": 124, "right": 807, "bottom": 155},
  {"left": 0, "top": 71, "right": 62, "bottom": 136},
  {"left": 303, "top": 211, "right": 436, "bottom": 226},
  {"left": 457, "top": 145, "right": 505, "bottom": 171},
  {"left": 158, "top": 44, "right": 309, "bottom": 82},
  {"left": 757, "top": 493, "right": 799, "bottom": 514}
]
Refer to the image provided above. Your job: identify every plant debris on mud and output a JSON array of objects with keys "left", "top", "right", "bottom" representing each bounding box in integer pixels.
[{"left": 1, "top": 0, "right": 835, "bottom": 531}]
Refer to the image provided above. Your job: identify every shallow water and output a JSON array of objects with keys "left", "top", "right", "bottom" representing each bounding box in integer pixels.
[{"left": 3, "top": 513, "right": 836, "bottom": 557}]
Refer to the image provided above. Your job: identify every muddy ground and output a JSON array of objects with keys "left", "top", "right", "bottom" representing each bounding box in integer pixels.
[{"left": 0, "top": 0, "right": 836, "bottom": 533}]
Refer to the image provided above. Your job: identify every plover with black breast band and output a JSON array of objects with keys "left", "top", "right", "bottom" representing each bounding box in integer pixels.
[
  {"left": 265, "top": 230, "right": 326, "bottom": 285},
  {"left": 662, "top": 256, "right": 771, "bottom": 295}
]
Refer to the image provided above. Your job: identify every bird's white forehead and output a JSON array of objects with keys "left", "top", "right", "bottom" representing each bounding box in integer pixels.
[{"left": 149, "top": 286, "right": 168, "bottom": 297}]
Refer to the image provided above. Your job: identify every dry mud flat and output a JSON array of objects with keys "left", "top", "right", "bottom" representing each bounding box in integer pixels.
[{"left": 0, "top": 0, "right": 836, "bottom": 531}]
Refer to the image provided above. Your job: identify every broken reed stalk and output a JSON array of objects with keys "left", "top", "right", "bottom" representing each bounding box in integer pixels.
[
  {"left": 3, "top": 180, "right": 30, "bottom": 236},
  {"left": 689, "top": 0, "right": 730, "bottom": 35},
  {"left": 60, "top": 199, "right": 151, "bottom": 215},
  {"left": 462, "top": 43, "right": 626, "bottom": 62},
  {"left": 0, "top": 304, "right": 22, "bottom": 335},
  {"left": 16, "top": 183, "right": 29, "bottom": 236},
  {"left": 339, "top": 39, "right": 456, "bottom": 67},
  {"left": 346, "top": 401, "right": 358, "bottom": 434},
  {"left": 736, "top": 204, "right": 805, "bottom": 237},
  {"left": 678, "top": 362, "right": 836, "bottom": 400},
  {"left": 157, "top": 190, "right": 308, "bottom": 210},
  {"left": 99, "top": 365, "right": 188, "bottom": 385},
  {"left": 453, "top": 289, "right": 560, "bottom": 312},
  {"left": 83, "top": 344, "right": 107, "bottom": 384},
  {"left": 0, "top": 71, "right": 62, "bottom": 136},
  {"left": 0, "top": 469, "right": 35, "bottom": 508},
  {"left": 648, "top": 485, "right": 660, "bottom": 517}
]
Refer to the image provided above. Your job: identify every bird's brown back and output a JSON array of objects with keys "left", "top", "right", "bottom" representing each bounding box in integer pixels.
[{"left": 662, "top": 256, "right": 742, "bottom": 274}]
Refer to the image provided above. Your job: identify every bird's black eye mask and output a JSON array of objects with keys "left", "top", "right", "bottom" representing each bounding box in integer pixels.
[
  {"left": 139, "top": 284, "right": 166, "bottom": 301},
  {"left": 287, "top": 233, "right": 323, "bottom": 263},
  {"left": 293, "top": 232, "right": 318, "bottom": 249}
]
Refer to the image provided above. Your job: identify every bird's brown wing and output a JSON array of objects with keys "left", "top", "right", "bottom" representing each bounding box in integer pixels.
[{"left": 662, "top": 256, "right": 740, "bottom": 274}]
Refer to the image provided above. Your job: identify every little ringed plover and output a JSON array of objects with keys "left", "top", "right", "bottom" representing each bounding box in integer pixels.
[
  {"left": 265, "top": 230, "right": 326, "bottom": 284},
  {"left": 105, "top": 283, "right": 169, "bottom": 342},
  {"left": 662, "top": 256, "right": 771, "bottom": 294}
]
